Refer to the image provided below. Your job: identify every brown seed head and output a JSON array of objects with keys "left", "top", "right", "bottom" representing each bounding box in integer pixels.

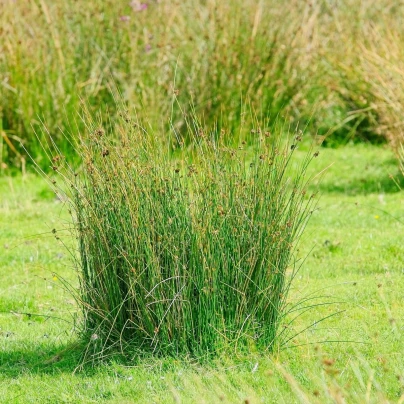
[{"left": 322, "top": 358, "right": 335, "bottom": 366}]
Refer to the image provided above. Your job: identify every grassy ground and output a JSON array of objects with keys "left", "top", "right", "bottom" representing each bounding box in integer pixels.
[{"left": 0, "top": 144, "right": 403, "bottom": 403}]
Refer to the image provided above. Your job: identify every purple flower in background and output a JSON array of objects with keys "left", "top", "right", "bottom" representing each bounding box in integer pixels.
[
  {"left": 119, "top": 15, "right": 131, "bottom": 22},
  {"left": 129, "top": 1, "right": 148, "bottom": 12},
  {"left": 145, "top": 44, "right": 152, "bottom": 53}
]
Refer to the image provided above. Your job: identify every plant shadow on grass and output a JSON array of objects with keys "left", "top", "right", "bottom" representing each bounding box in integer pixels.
[
  {"left": 0, "top": 340, "right": 175, "bottom": 378},
  {"left": 317, "top": 168, "right": 404, "bottom": 195},
  {"left": 0, "top": 342, "right": 91, "bottom": 378}
]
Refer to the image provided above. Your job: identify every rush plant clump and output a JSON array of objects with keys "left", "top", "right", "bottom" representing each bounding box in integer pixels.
[{"left": 49, "top": 111, "right": 319, "bottom": 362}]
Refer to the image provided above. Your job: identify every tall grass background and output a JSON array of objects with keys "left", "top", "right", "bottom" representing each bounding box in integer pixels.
[{"left": 2, "top": 0, "right": 404, "bottom": 170}]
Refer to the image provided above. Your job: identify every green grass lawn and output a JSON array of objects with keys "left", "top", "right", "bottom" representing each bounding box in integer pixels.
[{"left": 1, "top": 144, "right": 403, "bottom": 403}]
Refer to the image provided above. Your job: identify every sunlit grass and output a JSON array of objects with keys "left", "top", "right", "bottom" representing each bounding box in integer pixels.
[{"left": 1, "top": 144, "right": 402, "bottom": 403}]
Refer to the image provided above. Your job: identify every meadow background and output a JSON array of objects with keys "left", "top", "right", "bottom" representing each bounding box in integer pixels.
[
  {"left": 2, "top": 0, "right": 404, "bottom": 168},
  {"left": 1, "top": 0, "right": 404, "bottom": 403}
]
